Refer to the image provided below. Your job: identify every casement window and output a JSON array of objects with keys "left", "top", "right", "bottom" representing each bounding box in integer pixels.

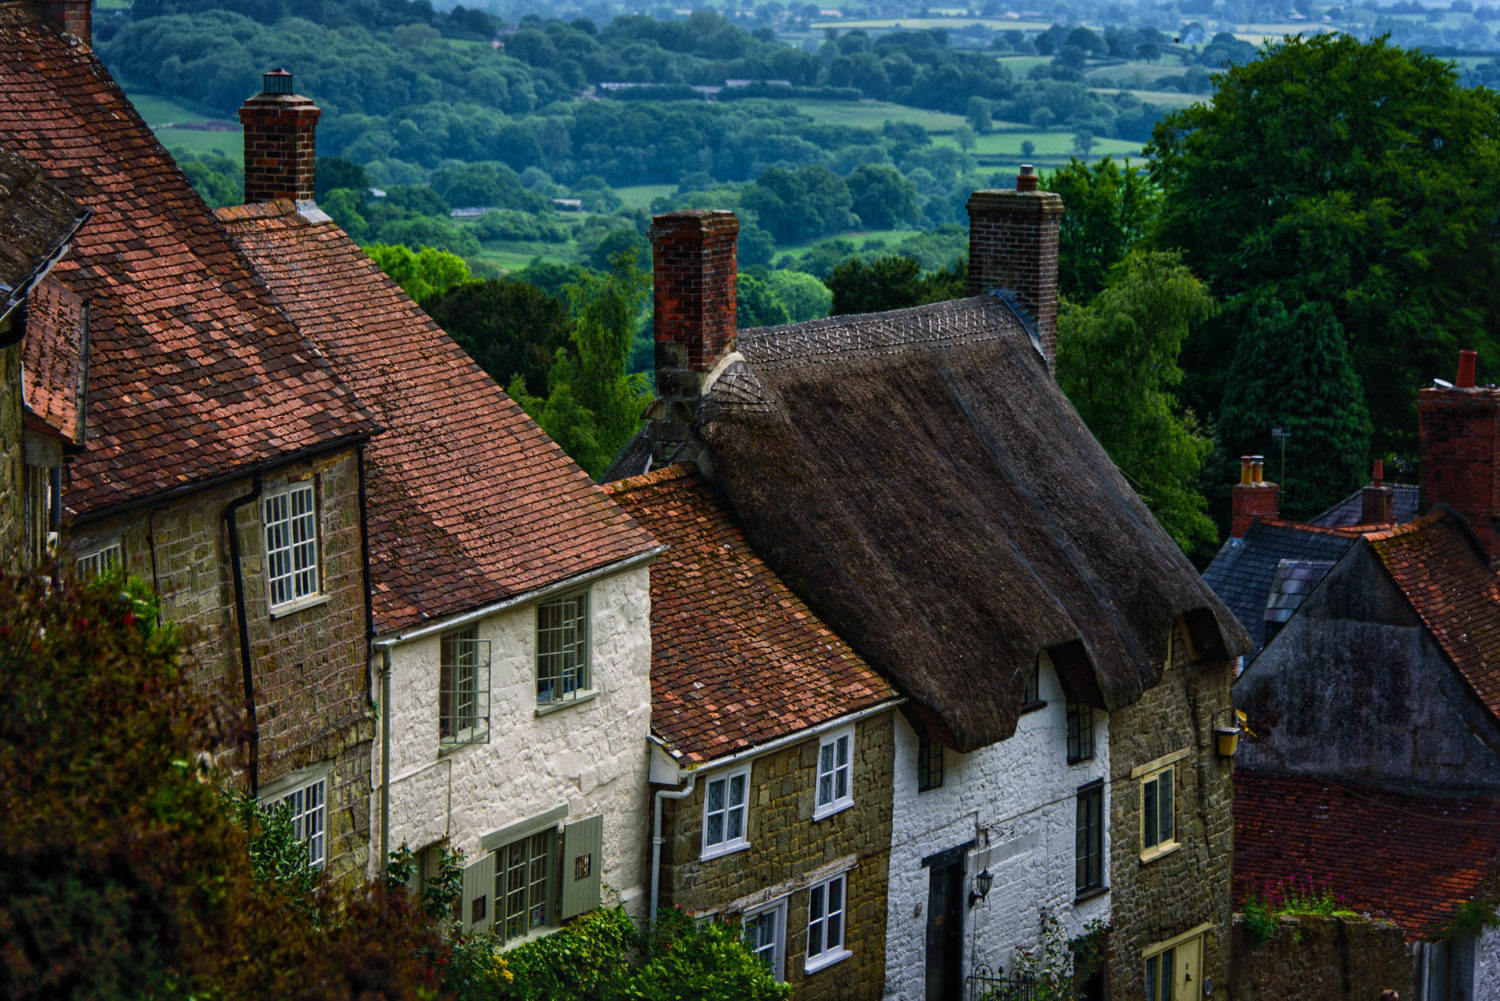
[
  {"left": 496, "top": 829, "right": 556, "bottom": 942},
  {"left": 461, "top": 811, "right": 603, "bottom": 939},
  {"left": 743, "top": 898, "right": 787, "bottom": 981},
  {"left": 76, "top": 540, "right": 123, "bottom": 579},
  {"left": 263, "top": 481, "right": 320, "bottom": 609},
  {"left": 1066, "top": 701, "right": 1094, "bottom": 763},
  {"left": 1075, "top": 779, "right": 1105, "bottom": 896},
  {"left": 261, "top": 767, "right": 329, "bottom": 870},
  {"left": 1022, "top": 654, "right": 1045, "bottom": 710},
  {"left": 702, "top": 766, "right": 750, "bottom": 859},
  {"left": 22, "top": 460, "right": 58, "bottom": 566},
  {"left": 917, "top": 736, "right": 944, "bottom": 792},
  {"left": 813, "top": 726, "right": 854, "bottom": 819},
  {"left": 1140, "top": 764, "right": 1176, "bottom": 857},
  {"left": 536, "top": 590, "right": 589, "bottom": 706},
  {"left": 804, "top": 873, "right": 851, "bottom": 973},
  {"left": 439, "top": 626, "right": 490, "bottom": 747}
]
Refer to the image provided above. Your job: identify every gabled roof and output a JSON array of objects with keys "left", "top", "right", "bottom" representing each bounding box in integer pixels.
[
  {"left": 217, "top": 200, "right": 660, "bottom": 633},
  {"left": 697, "top": 295, "right": 1248, "bottom": 752},
  {"left": 1235, "top": 770, "right": 1500, "bottom": 939},
  {"left": 0, "top": 6, "right": 377, "bottom": 514},
  {"left": 1310, "top": 482, "right": 1420, "bottom": 528},
  {"left": 22, "top": 277, "right": 87, "bottom": 446},
  {"left": 603, "top": 464, "right": 898, "bottom": 764},
  {"left": 1367, "top": 511, "right": 1500, "bottom": 721},
  {"left": 0, "top": 143, "right": 88, "bottom": 323},
  {"left": 1203, "top": 521, "right": 1361, "bottom": 663}
]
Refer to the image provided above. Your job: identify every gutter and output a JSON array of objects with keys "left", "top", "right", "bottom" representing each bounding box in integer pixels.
[
  {"left": 649, "top": 763, "right": 697, "bottom": 929},
  {"left": 223, "top": 472, "right": 264, "bottom": 797}
]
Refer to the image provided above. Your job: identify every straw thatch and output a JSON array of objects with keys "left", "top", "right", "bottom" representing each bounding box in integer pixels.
[{"left": 699, "top": 294, "right": 1249, "bottom": 752}]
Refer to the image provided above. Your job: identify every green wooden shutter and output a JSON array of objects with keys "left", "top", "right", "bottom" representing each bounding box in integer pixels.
[
  {"left": 560, "top": 814, "right": 604, "bottom": 920},
  {"left": 462, "top": 849, "right": 496, "bottom": 934}
]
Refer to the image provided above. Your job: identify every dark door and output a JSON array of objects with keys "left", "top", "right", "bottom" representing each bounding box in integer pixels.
[{"left": 924, "top": 847, "right": 966, "bottom": 1001}]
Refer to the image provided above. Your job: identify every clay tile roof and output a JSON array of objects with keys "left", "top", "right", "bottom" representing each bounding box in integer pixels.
[
  {"left": 0, "top": 7, "right": 377, "bottom": 514},
  {"left": 217, "top": 201, "right": 660, "bottom": 632},
  {"left": 22, "top": 276, "right": 87, "bottom": 445},
  {"left": 1367, "top": 511, "right": 1500, "bottom": 721},
  {"left": 0, "top": 142, "right": 88, "bottom": 319},
  {"left": 603, "top": 464, "right": 899, "bottom": 763},
  {"left": 1235, "top": 770, "right": 1500, "bottom": 938},
  {"left": 697, "top": 295, "right": 1249, "bottom": 753}
]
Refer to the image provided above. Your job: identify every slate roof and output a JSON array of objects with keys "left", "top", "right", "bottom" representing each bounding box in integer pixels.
[
  {"left": 1310, "top": 483, "right": 1421, "bottom": 528},
  {"left": 0, "top": 7, "right": 377, "bottom": 514},
  {"left": 1263, "top": 559, "right": 1336, "bottom": 628},
  {"left": 0, "top": 142, "right": 88, "bottom": 321},
  {"left": 696, "top": 295, "right": 1248, "bottom": 752},
  {"left": 603, "top": 464, "right": 899, "bottom": 764},
  {"left": 1202, "top": 521, "right": 1361, "bottom": 663},
  {"left": 217, "top": 200, "right": 660, "bottom": 633},
  {"left": 1368, "top": 512, "right": 1500, "bottom": 721},
  {"left": 1235, "top": 770, "right": 1500, "bottom": 939}
]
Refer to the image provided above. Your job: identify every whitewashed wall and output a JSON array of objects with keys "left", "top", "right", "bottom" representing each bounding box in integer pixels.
[
  {"left": 1472, "top": 923, "right": 1500, "bottom": 1000},
  {"left": 371, "top": 565, "right": 653, "bottom": 913},
  {"left": 884, "top": 654, "right": 1111, "bottom": 999}
]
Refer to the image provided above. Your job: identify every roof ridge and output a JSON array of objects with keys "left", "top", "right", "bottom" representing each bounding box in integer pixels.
[
  {"left": 600, "top": 462, "right": 697, "bottom": 495},
  {"left": 215, "top": 199, "right": 298, "bottom": 222}
]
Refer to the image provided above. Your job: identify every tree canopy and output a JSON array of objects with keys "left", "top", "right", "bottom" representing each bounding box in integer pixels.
[
  {"left": 424, "top": 279, "right": 571, "bottom": 397},
  {"left": 1045, "top": 156, "right": 1158, "bottom": 302}
]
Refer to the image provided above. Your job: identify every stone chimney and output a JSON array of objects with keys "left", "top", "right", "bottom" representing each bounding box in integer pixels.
[
  {"left": 647, "top": 210, "right": 738, "bottom": 469},
  {"left": 1360, "top": 459, "right": 1394, "bottom": 525},
  {"left": 1418, "top": 348, "right": 1500, "bottom": 558},
  {"left": 1231, "top": 455, "right": 1280, "bottom": 539},
  {"left": 966, "top": 165, "right": 1064, "bottom": 375},
  {"left": 37, "top": 1, "right": 90, "bottom": 43},
  {"left": 238, "top": 69, "right": 320, "bottom": 204}
]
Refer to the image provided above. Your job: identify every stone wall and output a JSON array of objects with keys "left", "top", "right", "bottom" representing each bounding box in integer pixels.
[
  {"left": 68, "top": 448, "right": 373, "bottom": 881},
  {"left": 1107, "top": 622, "right": 1236, "bottom": 1001},
  {"left": 659, "top": 710, "right": 897, "bottom": 999},
  {"left": 0, "top": 340, "right": 22, "bottom": 559},
  {"left": 1229, "top": 913, "right": 1410, "bottom": 1001}
]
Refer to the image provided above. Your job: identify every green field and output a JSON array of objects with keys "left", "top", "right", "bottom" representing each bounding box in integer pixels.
[
  {"left": 614, "top": 184, "right": 676, "bottom": 210},
  {"left": 993, "top": 54, "right": 1052, "bottom": 75},
  {"left": 128, "top": 92, "right": 244, "bottom": 165},
  {"left": 812, "top": 17, "right": 1052, "bottom": 32},
  {"left": 775, "top": 229, "right": 925, "bottom": 257},
  {"left": 792, "top": 99, "right": 968, "bottom": 132}
]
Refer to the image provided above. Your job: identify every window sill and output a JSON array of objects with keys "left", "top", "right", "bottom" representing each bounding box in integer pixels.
[
  {"left": 439, "top": 727, "right": 490, "bottom": 754},
  {"left": 804, "top": 948, "right": 852, "bottom": 975},
  {"left": 269, "top": 593, "right": 329, "bottom": 619},
  {"left": 812, "top": 799, "right": 854, "bottom": 822},
  {"left": 497, "top": 923, "right": 561, "bottom": 952},
  {"left": 1020, "top": 699, "right": 1048, "bottom": 714},
  {"left": 700, "top": 839, "right": 750, "bottom": 863},
  {"left": 535, "top": 689, "right": 599, "bottom": 717},
  {"left": 1074, "top": 885, "right": 1109, "bottom": 905},
  {"left": 1139, "top": 841, "right": 1180, "bottom": 865}
]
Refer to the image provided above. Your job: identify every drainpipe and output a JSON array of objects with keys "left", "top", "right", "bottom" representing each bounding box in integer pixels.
[
  {"left": 224, "top": 472, "right": 264, "bottom": 796},
  {"left": 374, "top": 638, "right": 396, "bottom": 882},
  {"left": 649, "top": 769, "right": 697, "bottom": 929}
]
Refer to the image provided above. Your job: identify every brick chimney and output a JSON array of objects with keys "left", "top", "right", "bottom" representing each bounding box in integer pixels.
[
  {"left": 1418, "top": 349, "right": 1500, "bottom": 558},
  {"left": 966, "top": 165, "right": 1064, "bottom": 375},
  {"left": 1231, "top": 455, "right": 1280, "bottom": 539},
  {"left": 1360, "top": 459, "right": 1394, "bottom": 525},
  {"left": 239, "top": 69, "right": 320, "bottom": 204},
  {"left": 37, "top": 1, "right": 90, "bottom": 43},
  {"left": 647, "top": 210, "right": 738, "bottom": 469}
]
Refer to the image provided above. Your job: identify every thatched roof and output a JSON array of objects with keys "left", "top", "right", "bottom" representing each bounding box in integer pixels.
[{"left": 698, "top": 294, "right": 1249, "bottom": 752}]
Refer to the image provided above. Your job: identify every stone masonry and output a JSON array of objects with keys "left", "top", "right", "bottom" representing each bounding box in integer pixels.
[
  {"left": 1, "top": 341, "right": 23, "bottom": 558},
  {"left": 1229, "top": 913, "right": 1411, "bottom": 1001},
  {"left": 966, "top": 169, "right": 1063, "bottom": 374},
  {"left": 67, "top": 447, "right": 373, "bottom": 882},
  {"left": 659, "top": 712, "right": 897, "bottom": 999},
  {"left": 1106, "top": 621, "right": 1236, "bottom": 1001}
]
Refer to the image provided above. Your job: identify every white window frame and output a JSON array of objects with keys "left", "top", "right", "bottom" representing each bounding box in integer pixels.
[
  {"left": 535, "top": 590, "right": 591, "bottom": 708},
  {"left": 1140, "top": 763, "right": 1177, "bottom": 859},
  {"left": 743, "top": 897, "right": 788, "bottom": 982},
  {"left": 494, "top": 828, "right": 557, "bottom": 943},
  {"left": 261, "top": 764, "right": 330, "bottom": 870},
  {"left": 701, "top": 766, "right": 751, "bottom": 860},
  {"left": 263, "top": 480, "right": 320, "bottom": 611},
  {"left": 804, "top": 871, "right": 852, "bottom": 973},
  {"left": 813, "top": 725, "right": 855, "bottom": 820},
  {"left": 76, "top": 540, "right": 123, "bottom": 579},
  {"left": 440, "top": 626, "right": 490, "bottom": 748}
]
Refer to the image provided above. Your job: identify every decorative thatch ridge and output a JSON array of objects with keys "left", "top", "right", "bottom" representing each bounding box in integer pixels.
[{"left": 700, "top": 295, "right": 1249, "bottom": 752}]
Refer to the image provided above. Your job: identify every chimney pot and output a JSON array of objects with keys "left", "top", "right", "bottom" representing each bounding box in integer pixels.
[
  {"left": 1251, "top": 456, "right": 1265, "bottom": 485},
  {"left": 262, "top": 68, "right": 295, "bottom": 95},
  {"left": 1372, "top": 459, "right": 1383, "bottom": 486},
  {"left": 1239, "top": 455, "right": 1253, "bottom": 486},
  {"left": 1458, "top": 349, "right": 1477, "bottom": 389},
  {"left": 1232, "top": 455, "right": 1281, "bottom": 537},
  {"left": 1016, "top": 164, "right": 1039, "bottom": 192}
]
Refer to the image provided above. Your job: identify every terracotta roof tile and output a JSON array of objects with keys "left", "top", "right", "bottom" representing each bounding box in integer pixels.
[
  {"left": 0, "top": 141, "right": 88, "bottom": 318},
  {"left": 1367, "top": 513, "right": 1500, "bottom": 721},
  {"left": 603, "top": 464, "right": 899, "bottom": 763},
  {"left": 217, "top": 201, "right": 659, "bottom": 632},
  {"left": 1235, "top": 770, "right": 1500, "bottom": 938},
  {"left": 21, "top": 275, "right": 85, "bottom": 444},
  {"left": 0, "top": 8, "right": 377, "bottom": 513}
]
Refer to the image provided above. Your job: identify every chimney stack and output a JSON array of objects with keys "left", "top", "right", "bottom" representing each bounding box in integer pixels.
[
  {"left": 38, "top": 1, "right": 90, "bottom": 44},
  {"left": 1418, "top": 348, "right": 1500, "bottom": 558},
  {"left": 966, "top": 165, "right": 1065, "bottom": 375},
  {"left": 1360, "top": 459, "right": 1394, "bottom": 525},
  {"left": 647, "top": 209, "right": 739, "bottom": 469},
  {"left": 1231, "top": 455, "right": 1281, "bottom": 538},
  {"left": 239, "top": 69, "right": 321, "bottom": 204}
]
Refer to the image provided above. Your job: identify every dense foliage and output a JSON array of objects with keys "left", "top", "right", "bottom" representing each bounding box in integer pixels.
[
  {"left": 1044, "top": 156, "right": 1159, "bottom": 302},
  {"left": 424, "top": 278, "right": 571, "bottom": 396}
]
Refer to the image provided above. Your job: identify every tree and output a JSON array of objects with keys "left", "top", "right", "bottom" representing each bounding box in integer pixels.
[
  {"left": 954, "top": 124, "right": 977, "bottom": 152},
  {"left": 825, "top": 255, "right": 963, "bottom": 315},
  {"left": 366, "top": 245, "right": 473, "bottom": 305},
  {"left": 1057, "top": 251, "right": 1218, "bottom": 557},
  {"left": 315, "top": 156, "right": 370, "bottom": 201},
  {"left": 424, "top": 279, "right": 571, "bottom": 397},
  {"left": 1147, "top": 33, "right": 1500, "bottom": 459},
  {"left": 738, "top": 273, "right": 792, "bottom": 328},
  {"left": 965, "top": 95, "right": 992, "bottom": 133},
  {"left": 1213, "top": 299, "right": 1372, "bottom": 521},
  {"left": 1070, "top": 129, "right": 1096, "bottom": 157},
  {"left": 177, "top": 152, "right": 243, "bottom": 208},
  {"left": 846, "top": 163, "right": 921, "bottom": 230},
  {"left": 766, "top": 268, "right": 832, "bottom": 322},
  {"left": 1021, "top": 139, "right": 1037, "bottom": 158},
  {"left": 1045, "top": 157, "right": 1160, "bottom": 301}
]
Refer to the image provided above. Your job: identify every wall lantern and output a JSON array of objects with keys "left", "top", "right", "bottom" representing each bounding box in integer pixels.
[
  {"left": 1213, "top": 707, "right": 1252, "bottom": 758},
  {"left": 968, "top": 868, "right": 994, "bottom": 908}
]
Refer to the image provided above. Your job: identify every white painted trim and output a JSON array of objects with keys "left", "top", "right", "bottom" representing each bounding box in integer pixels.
[
  {"left": 700, "top": 765, "right": 753, "bottom": 860},
  {"left": 812, "top": 725, "right": 856, "bottom": 820},
  {"left": 374, "top": 547, "right": 667, "bottom": 645},
  {"left": 1143, "top": 921, "right": 1215, "bottom": 955}
]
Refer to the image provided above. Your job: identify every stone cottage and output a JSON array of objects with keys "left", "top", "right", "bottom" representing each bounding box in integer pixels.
[
  {"left": 216, "top": 73, "right": 664, "bottom": 937},
  {"left": 603, "top": 464, "right": 902, "bottom": 997},
  {"left": 620, "top": 172, "right": 1248, "bottom": 1000}
]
